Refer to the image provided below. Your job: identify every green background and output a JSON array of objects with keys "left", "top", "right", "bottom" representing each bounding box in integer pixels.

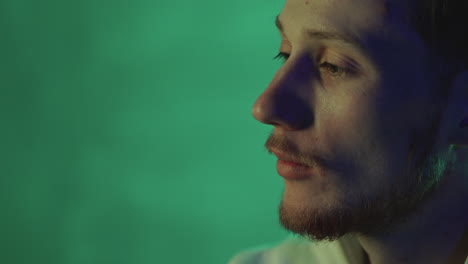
[{"left": 1, "top": 0, "right": 291, "bottom": 263}]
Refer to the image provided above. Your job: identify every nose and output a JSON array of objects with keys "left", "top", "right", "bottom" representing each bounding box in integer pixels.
[{"left": 251, "top": 54, "right": 316, "bottom": 130}]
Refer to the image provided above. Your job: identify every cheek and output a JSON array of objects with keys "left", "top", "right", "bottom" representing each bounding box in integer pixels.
[
  {"left": 322, "top": 86, "right": 410, "bottom": 178},
  {"left": 323, "top": 85, "right": 378, "bottom": 142},
  {"left": 319, "top": 95, "right": 376, "bottom": 167}
]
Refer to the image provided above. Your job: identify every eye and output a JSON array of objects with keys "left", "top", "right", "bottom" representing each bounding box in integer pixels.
[
  {"left": 272, "top": 52, "right": 291, "bottom": 62},
  {"left": 320, "top": 62, "right": 348, "bottom": 76},
  {"left": 273, "top": 52, "right": 353, "bottom": 79},
  {"left": 273, "top": 52, "right": 290, "bottom": 63}
]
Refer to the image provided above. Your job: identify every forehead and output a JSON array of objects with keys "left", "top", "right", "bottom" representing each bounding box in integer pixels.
[
  {"left": 280, "top": 0, "right": 382, "bottom": 35},
  {"left": 278, "top": 0, "right": 417, "bottom": 50}
]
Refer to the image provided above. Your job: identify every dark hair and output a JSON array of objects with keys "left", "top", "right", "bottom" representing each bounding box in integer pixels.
[
  {"left": 406, "top": 0, "right": 468, "bottom": 103},
  {"left": 409, "top": 0, "right": 467, "bottom": 70}
]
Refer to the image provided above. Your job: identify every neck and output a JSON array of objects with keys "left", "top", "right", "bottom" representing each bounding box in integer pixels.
[{"left": 356, "top": 149, "right": 468, "bottom": 264}]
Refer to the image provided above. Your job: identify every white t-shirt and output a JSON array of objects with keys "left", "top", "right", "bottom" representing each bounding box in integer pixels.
[
  {"left": 227, "top": 234, "right": 367, "bottom": 264},
  {"left": 228, "top": 234, "right": 468, "bottom": 264}
]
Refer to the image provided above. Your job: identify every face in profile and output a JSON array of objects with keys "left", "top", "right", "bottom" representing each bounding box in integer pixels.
[{"left": 252, "top": 0, "right": 459, "bottom": 242}]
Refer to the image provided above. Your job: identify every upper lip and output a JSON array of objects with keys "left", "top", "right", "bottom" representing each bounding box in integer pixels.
[{"left": 271, "top": 149, "right": 308, "bottom": 166}]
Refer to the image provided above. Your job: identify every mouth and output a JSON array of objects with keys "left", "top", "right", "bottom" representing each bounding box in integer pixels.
[
  {"left": 270, "top": 149, "right": 316, "bottom": 180},
  {"left": 271, "top": 149, "right": 309, "bottom": 166},
  {"left": 276, "top": 159, "right": 313, "bottom": 180}
]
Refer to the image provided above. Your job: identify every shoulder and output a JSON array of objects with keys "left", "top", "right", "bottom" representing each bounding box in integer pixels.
[
  {"left": 226, "top": 249, "right": 264, "bottom": 264},
  {"left": 227, "top": 235, "right": 348, "bottom": 264}
]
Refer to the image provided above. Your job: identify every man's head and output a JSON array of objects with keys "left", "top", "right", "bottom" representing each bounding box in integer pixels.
[{"left": 252, "top": 0, "right": 468, "bottom": 242}]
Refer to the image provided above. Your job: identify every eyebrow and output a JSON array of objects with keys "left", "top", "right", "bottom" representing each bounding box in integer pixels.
[{"left": 275, "top": 15, "right": 366, "bottom": 51}]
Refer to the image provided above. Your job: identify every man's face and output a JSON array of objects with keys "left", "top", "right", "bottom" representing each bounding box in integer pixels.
[{"left": 252, "top": 0, "right": 457, "bottom": 241}]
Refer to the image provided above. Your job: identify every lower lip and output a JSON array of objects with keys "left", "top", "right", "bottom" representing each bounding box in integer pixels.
[{"left": 276, "top": 159, "right": 313, "bottom": 180}]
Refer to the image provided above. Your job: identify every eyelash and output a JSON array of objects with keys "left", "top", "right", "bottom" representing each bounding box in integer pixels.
[{"left": 273, "top": 52, "right": 352, "bottom": 78}]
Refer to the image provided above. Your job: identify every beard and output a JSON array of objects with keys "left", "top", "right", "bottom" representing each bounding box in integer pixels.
[{"left": 278, "top": 99, "right": 457, "bottom": 242}]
